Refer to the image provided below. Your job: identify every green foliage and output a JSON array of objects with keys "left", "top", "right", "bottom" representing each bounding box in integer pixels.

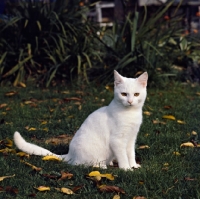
[
  {"left": 0, "top": 0, "right": 99, "bottom": 86},
  {"left": 97, "top": 2, "right": 193, "bottom": 86}
]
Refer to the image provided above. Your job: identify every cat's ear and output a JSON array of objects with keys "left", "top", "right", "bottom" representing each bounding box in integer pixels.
[
  {"left": 137, "top": 72, "right": 148, "bottom": 87},
  {"left": 114, "top": 70, "right": 124, "bottom": 86}
]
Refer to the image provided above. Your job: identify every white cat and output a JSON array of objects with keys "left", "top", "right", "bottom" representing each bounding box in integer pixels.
[{"left": 14, "top": 70, "right": 148, "bottom": 170}]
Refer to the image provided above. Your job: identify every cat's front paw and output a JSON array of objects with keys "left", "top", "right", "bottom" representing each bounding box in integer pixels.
[{"left": 131, "top": 163, "right": 141, "bottom": 169}]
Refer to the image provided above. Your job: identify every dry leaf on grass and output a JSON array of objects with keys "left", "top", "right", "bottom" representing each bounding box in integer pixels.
[
  {"left": 4, "top": 186, "right": 18, "bottom": 194},
  {"left": 28, "top": 127, "right": 37, "bottom": 131},
  {"left": 21, "top": 160, "right": 42, "bottom": 171},
  {"left": 63, "top": 97, "right": 82, "bottom": 102},
  {"left": 177, "top": 120, "right": 186, "bottom": 124},
  {"left": 4, "top": 138, "right": 13, "bottom": 147},
  {"left": 0, "top": 174, "right": 15, "bottom": 182},
  {"left": 133, "top": 196, "right": 147, "bottom": 199},
  {"left": 42, "top": 155, "right": 61, "bottom": 161},
  {"left": 55, "top": 187, "right": 74, "bottom": 195},
  {"left": 4, "top": 91, "right": 18, "bottom": 97},
  {"left": 16, "top": 152, "right": 30, "bottom": 158},
  {"left": 35, "top": 186, "right": 50, "bottom": 191},
  {"left": 162, "top": 115, "right": 176, "bottom": 120},
  {"left": 143, "top": 111, "right": 151, "bottom": 116},
  {"left": 180, "top": 142, "right": 194, "bottom": 147},
  {"left": 137, "top": 145, "right": 150, "bottom": 149},
  {"left": 58, "top": 171, "right": 73, "bottom": 181},
  {"left": 88, "top": 171, "right": 115, "bottom": 181},
  {"left": 152, "top": 120, "right": 166, "bottom": 125},
  {"left": 0, "top": 103, "right": 7, "bottom": 108},
  {"left": 173, "top": 151, "right": 181, "bottom": 156},
  {"left": 113, "top": 194, "right": 120, "bottom": 199},
  {"left": 0, "top": 148, "right": 16, "bottom": 154},
  {"left": 98, "top": 185, "right": 125, "bottom": 194}
]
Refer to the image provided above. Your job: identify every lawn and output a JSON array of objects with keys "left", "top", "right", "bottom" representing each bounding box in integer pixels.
[{"left": 0, "top": 82, "right": 200, "bottom": 199}]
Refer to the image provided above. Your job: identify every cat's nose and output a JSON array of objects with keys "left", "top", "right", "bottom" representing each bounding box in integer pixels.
[{"left": 128, "top": 100, "right": 133, "bottom": 105}]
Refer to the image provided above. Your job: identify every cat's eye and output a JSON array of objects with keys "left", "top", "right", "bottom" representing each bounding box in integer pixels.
[
  {"left": 134, "top": 93, "right": 140, "bottom": 97},
  {"left": 121, "top": 93, "right": 127, "bottom": 96}
]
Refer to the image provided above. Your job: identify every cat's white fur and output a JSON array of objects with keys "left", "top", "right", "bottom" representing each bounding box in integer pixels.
[{"left": 14, "top": 70, "right": 148, "bottom": 170}]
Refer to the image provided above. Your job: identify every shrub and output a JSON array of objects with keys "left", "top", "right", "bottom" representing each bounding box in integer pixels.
[
  {"left": 0, "top": 0, "right": 100, "bottom": 86},
  {"left": 95, "top": 2, "right": 198, "bottom": 86}
]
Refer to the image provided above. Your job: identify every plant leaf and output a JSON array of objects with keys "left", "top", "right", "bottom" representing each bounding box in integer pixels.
[
  {"left": 100, "top": 174, "right": 115, "bottom": 181},
  {"left": 113, "top": 194, "right": 120, "bottom": 199},
  {"left": 5, "top": 138, "right": 13, "bottom": 147},
  {"left": 60, "top": 187, "right": 74, "bottom": 194},
  {"left": 21, "top": 160, "right": 42, "bottom": 171},
  {"left": 98, "top": 185, "right": 125, "bottom": 194},
  {"left": 0, "top": 148, "right": 16, "bottom": 153},
  {"left": 173, "top": 151, "right": 181, "bottom": 156},
  {"left": 88, "top": 171, "right": 101, "bottom": 177},
  {"left": 16, "top": 152, "right": 30, "bottom": 158},
  {"left": 162, "top": 115, "right": 176, "bottom": 120},
  {"left": 35, "top": 186, "right": 50, "bottom": 191},
  {"left": 42, "top": 155, "right": 61, "bottom": 161},
  {"left": 0, "top": 174, "right": 15, "bottom": 182},
  {"left": 138, "top": 145, "right": 150, "bottom": 149},
  {"left": 4, "top": 91, "right": 18, "bottom": 97},
  {"left": 180, "top": 142, "right": 194, "bottom": 147},
  {"left": 177, "top": 120, "right": 186, "bottom": 124},
  {"left": 58, "top": 171, "right": 73, "bottom": 181}
]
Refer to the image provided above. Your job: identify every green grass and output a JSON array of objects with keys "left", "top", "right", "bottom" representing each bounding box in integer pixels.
[{"left": 0, "top": 83, "right": 200, "bottom": 198}]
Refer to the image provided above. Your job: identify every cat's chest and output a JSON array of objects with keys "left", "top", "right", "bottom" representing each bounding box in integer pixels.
[{"left": 109, "top": 110, "right": 142, "bottom": 134}]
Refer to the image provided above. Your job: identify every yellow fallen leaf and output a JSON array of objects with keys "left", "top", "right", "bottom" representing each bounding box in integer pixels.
[
  {"left": 138, "top": 181, "right": 144, "bottom": 185},
  {"left": 0, "top": 148, "right": 16, "bottom": 153},
  {"left": 0, "top": 174, "right": 15, "bottom": 181},
  {"left": 177, "top": 120, "right": 186, "bottom": 124},
  {"left": 88, "top": 171, "right": 101, "bottom": 177},
  {"left": 42, "top": 155, "right": 61, "bottom": 161},
  {"left": 49, "top": 108, "right": 54, "bottom": 112},
  {"left": 5, "top": 138, "right": 13, "bottom": 147},
  {"left": 196, "top": 92, "right": 200, "bottom": 96},
  {"left": 21, "top": 160, "right": 42, "bottom": 171},
  {"left": 163, "top": 163, "right": 169, "bottom": 166},
  {"left": 105, "top": 85, "right": 113, "bottom": 92},
  {"left": 152, "top": 120, "right": 166, "bottom": 125},
  {"left": 18, "top": 82, "right": 26, "bottom": 88},
  {"left": 180, "top": 142, "right": 194, "bottom": 147},
  {"left": 88, "top": 171, "right": 114, "bottom": 180},
  {"left": 100, "top": 173, "right": 115, "bottom": 181},
  {"left": 162, "top": 115, "right": 176, "bottom": 120},
  {"left": 113, "top": 194, "right": 120, "bottom": 199},
  {"left": 42, "top": 127, "right": 49, "bottom": 132},
  {"left": 0, "top": 103, "right": 7, "bottom": 108},
  {"left": 143, "top": 111, "right": 151, "bottom": 116},
  {"left": 60, "top": 90, "right": 70, "bottom": 94},
  {"left": 191, "top": 131, "right": 197, "bottom": 135},
  {"left": 133, "top": 196, "right": 147, "bottom": 199},
  {"left": 41, "top": 121, "right": 47, "bottom": 125},
  {"left": 28, "top": 127, "right": 37, "bottom": 131},
  {"left": 138, "top": 145, "right": 150, "bottom": 149},
  {"left": 4, "top": 91, "right": 18, "bottom": 97},
  {"left": 60, "top": 187, "right": 74, "bottom": 195},
  {"left": 24, "top": 100, "right": 33, "bottom": 105},
  {"left": 16, "top": 152, "right": 30, "bottom": 158},
  {"left": 173, "top": 151, "right": 181, "bottom": 156},
  {"left": 35, "top": 186, "right": 50, "bottom": 191}
]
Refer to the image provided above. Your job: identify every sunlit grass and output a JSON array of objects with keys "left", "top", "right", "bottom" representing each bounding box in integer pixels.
[{"left": 0, "top": 83, "right": 200, "bottom": 198}]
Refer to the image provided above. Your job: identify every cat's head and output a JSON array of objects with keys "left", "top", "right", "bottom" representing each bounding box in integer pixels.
[{"left": 113, "top": 70, "right": 148, "bottom": 108}]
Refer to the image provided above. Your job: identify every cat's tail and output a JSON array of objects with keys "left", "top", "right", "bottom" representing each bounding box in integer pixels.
[{"left": 13, "top": 131, "right": 62, "bottom": 158}]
